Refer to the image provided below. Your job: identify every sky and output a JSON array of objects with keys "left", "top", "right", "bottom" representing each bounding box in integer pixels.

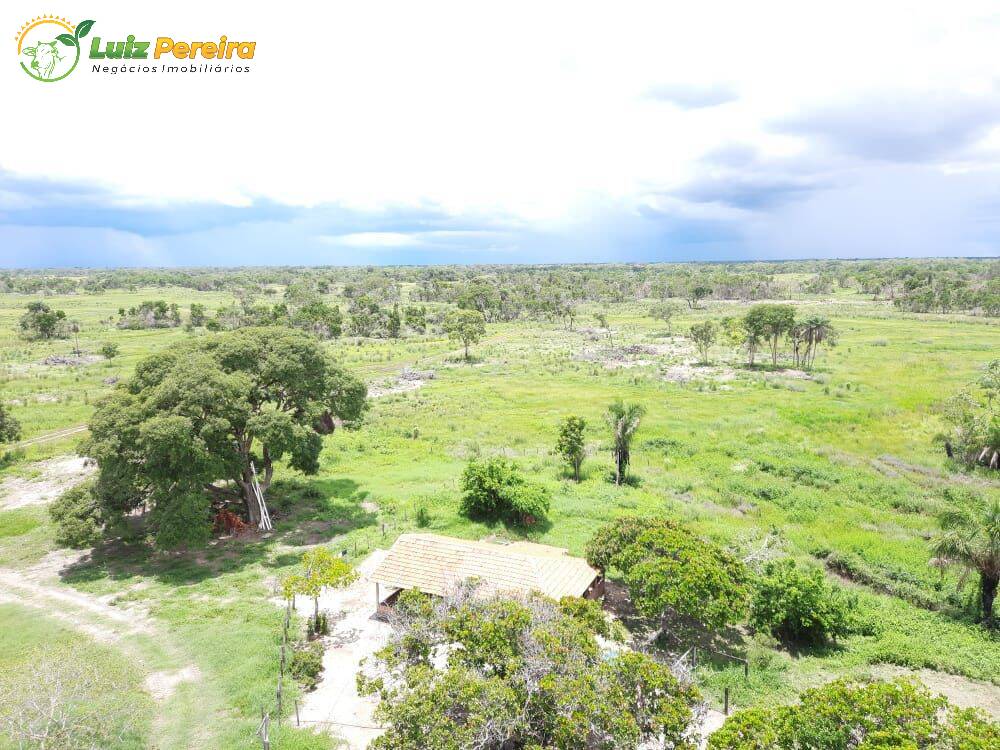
[{"left": 3, "top": 1, "right": 1000, "bottom": 268}]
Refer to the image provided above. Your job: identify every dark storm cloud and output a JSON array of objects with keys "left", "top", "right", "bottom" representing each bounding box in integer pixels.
[{"left": 776, "top": 91, "right": 1000, "bottom": 162}]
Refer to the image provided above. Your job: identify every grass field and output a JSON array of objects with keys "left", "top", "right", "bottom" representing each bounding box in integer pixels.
[{"left": 0, "top": 276, "right": 997, "bottom": 748}]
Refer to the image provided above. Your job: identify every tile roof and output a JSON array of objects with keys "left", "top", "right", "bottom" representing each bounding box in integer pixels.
[{"left": 371, "top": 533, "right": 600, "bottom": 600}]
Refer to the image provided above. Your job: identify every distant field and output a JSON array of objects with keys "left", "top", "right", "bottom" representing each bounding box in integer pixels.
[{"left": 0, "top": 271, "right": 997, "bottom": 747}]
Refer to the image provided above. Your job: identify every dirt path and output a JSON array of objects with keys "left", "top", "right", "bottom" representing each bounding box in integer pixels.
[
  {"left": 287, "top": 550, "right": 390, "bottom": 749},
  {"left": 13, "top": 424, "right": 88, "bottom": 449},
  {"left": 0, "top": 455, "right": 95, "bottom": 509},
  {"left": 0, "top": 550, "right": 217, "bottom": 748}
]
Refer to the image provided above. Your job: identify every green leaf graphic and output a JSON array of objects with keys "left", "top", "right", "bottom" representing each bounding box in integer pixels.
[
  {"left": 56, "top": 33, "right": 77, "bottom": 47},
  {"left": 75, "top": 20, "right": 95, "bottom": 39}
]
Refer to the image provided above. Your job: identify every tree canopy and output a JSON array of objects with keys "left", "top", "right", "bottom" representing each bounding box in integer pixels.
[
  {"left": 708, "top": 678, "right": 998, "bottom": 750},
  {"left": 443, "top": 308, "right": 486, "bottom": 360},
  {"left": 0, "top": 402, "right": 21, "bottom": 445},
  {"left": 358, "top": 585, "right": 702, "bottom": 750},
  {"left": 586, "top": 516, "right": 749, "bottom": 629},
  {"left": 84, "top": 327, "right": 366, "bottom": 547},
  {"left": 18, "top": 301, "right": 67, "bottom": 340}
]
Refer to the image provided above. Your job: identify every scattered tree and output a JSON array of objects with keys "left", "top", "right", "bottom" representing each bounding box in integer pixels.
[
  {"left": 689, "top": 320, "right": 718, "bottom": 364},
  {"left": 932, "top": 490, "right": 1000, "bottom": 629},
  {"left": 282, "top": 547, "right": 357, "bottom": 625},
  {"left": 684, "top": 285, "right": 712, "bottom": 309},
  {"left": 743, "top": 304, "right": 795, "bottom": 366},
  {"left": 99, "top": 342, "right": 119, "bottom": 360},
  {"left": 555, "top": 415, "right": 587, "bottom": 481},
  {"left": 189, "top": 303, "right": 207, "bottom": 327},
  {"left": 84, "top": 327, "right": 367, "bottom": 547},
  {"left": 19, "top": 301, "right": 67, "bottom": 340},
  {"left": 0, "top": 402, "right": 22, "bottom": 445},
  {"left": 605, "top": 400, "right": 645, "bottom": 485},
  {"left": 649, "top": 302, "right": 680, "bottom": 332},
  {"left": 444, "top": 308, "right": 486, "bottom": 360}
]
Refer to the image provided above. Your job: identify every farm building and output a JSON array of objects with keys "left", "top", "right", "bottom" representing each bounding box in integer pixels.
[{"left": 371, "top": 533, "right": 604, "bottom": 612}]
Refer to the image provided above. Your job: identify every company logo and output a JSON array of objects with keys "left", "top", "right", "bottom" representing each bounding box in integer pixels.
[
  {"left": 17, "top": 16, "right": 256, "bottom": 81},
  {"left": 16, "top": 15, "right": 94, "bottom": 81}
]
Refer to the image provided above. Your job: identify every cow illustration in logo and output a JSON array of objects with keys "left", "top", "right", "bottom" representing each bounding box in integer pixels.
[
  {"left": 22, "top": 39, "right": 63, "bottom": 78},
  {"left": 16, "top": 16, "right": 94, "bottom": 82}
]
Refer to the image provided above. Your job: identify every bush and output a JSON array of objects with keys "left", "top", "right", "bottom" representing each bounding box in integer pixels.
[
  {"left": 750, "top": 559, "right": 854, "bottom": 646},
  {"left": 709, "top": 678, "right": 999, "bottom": 750},
  {"left": 290, "top": 641, "right": 324, "bottom": 691},
  {"left": 459, "top": 457, "right": 550, "bottom": 526},
  {"left": 415, "top": 505, "right": 431, "bottom": 528},
  {"left": 558, "top": 596, "right": 610, "bottom": 637},
  {"left": 49, "top": 482, "right": 102, "bottom": 548},
  {"left": 99, "top": 342, "right": 119, "bottom": 360}
]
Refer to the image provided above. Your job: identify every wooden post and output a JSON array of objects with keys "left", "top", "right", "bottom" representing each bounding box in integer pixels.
[
  {"left": 743, "top": 659, "right": 749, "bottom": 679},
  {"left": 295, "top": 699, "right": 300, "bottom": 727},
  {"left": 692, "top": 647, "right": 698, "bottom": 668},
  {"left": 375, "top": 581, "right": 380, "bottom": 610},
  {"left": 724, "top": 687, "right": 730, "bottom": 715}
]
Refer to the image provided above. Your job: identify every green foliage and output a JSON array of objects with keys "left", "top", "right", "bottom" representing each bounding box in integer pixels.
[
  {"left": 49, "top": 481, "right": 103, "bottom": 548},
  {"left": 750, "top": 559, "right": 855, "bottom": 645},
  {"left": 443, "top": 308, "right": 486, "bottom": 359},
  {"left": 98, "top": 341, "right": 119, "bottom": 360},
  {"left": 940, "top": 358, "right": 999, "bottom": 470},
  {"left": 555, "top": 415, "right": 586, "bottom": 480},
  {"left": 605, "top": 400, "right": 645, "bottom": 485},
  {"left": 587, "top": 516, "right": 750, "bottom": 628},
  {"left": 709, "top": 678, "right": 999, "bottom": 750},
  {"left": 283, "top": 547, "right": 358, "bottom": 621},
  {"left": 743, "top": 303, "right": 796, "bottom": 366},
  {"left": 290, "top": 641, "right": 324, "bottom": 691},
  {"left": 85, "top": 327, "right": 367, "bottom": 547},
  {"left": 557, "top": 595, "right": 610, "bottom": 637},
  {"left": 0, "top": 401, "right": 21, "bottom": 444},
  {"left": 189, "top": 302, "right": 207, "bottom": 327},
  {"left": 932, "top": 490, "right": 1000, "bottom": 628},
  {"left": 415, "top": 504, "right": 431, "bottom": 527},
  {"left": 689, "top": 320, "right": 718, "bottom": 363},
  {"left": 18, "top": 300, "right": 67, "bottom": 340},
  {"left": 459, "top": 457, "right": 550, "bottom": 526},
  {"left": 359, "top": 590, "right": 701, "bottom": 750}
]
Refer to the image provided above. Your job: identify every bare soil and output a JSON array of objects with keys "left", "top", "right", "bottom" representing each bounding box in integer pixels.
[{"left": 0, "top": 455, "right": 95, "bottom": 509}]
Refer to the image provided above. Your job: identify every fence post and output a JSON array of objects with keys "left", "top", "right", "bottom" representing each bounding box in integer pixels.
[
  {"left": 277, "top": 676, "right": 283, "bottom": 721},
  {"left": 692, "top": 647, "right": 698, "bottom": 668},
  {"left": 295, "top": 699, "right": 300, "bottom": 727},
  {"left": 743, "top": 659, "right": 749, "bottom": 679},
  {"left": 724, "top": 687, "right": 730, "bottom": 716}
]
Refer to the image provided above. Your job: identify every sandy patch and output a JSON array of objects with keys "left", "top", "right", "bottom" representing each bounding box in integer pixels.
[
  {"left": 282, "top": 550, "right": 390, "bottom": 749},
  {"left": 662, "top": 363, "right": 739, "bottom": 383},
  {"left": 0, "top": 456, "right": 95, "bottom": 510},
  {"left": 39, "top": 354, "right": 102, "bottom": 366},
  {"left": 144, "top": 665, "right": 202, "bottom": 701},
  {"left": 369, "top": 368, "right": 435, "bottom": 398}
]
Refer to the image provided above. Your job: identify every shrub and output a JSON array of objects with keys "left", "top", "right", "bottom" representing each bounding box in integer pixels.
[
  {"left": 558, "top": 596, "right": 609, "bottom": 637},
  {"left": 98, "top": 342, "right": 119, "bottom": 360},
  {"left": 751, "top": 559, "right": 855, "bottom": 646},
  {"left": 415, "top": 505, "right": 431, "bottom": 528},
  {"left": 459, "top": 457, "right": 550, "bottom": 526},
  {"left": 290, "top": 641, "right": 324, "bottom": 691},
  {"left": 709, "top": 678, "right": 999, "bottom": 750},
  {"left": 49, "top": 482, "right": 102, "bottom": 548}
]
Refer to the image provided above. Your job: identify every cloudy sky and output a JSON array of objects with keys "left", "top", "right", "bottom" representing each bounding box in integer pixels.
[{"left": 3, "top": 1, "right": 1000, "bottom": 267}]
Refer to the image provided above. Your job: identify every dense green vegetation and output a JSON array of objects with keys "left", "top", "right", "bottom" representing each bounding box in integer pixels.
[{"left": 0, "top": 259, "right": 997, "bottom": 748}]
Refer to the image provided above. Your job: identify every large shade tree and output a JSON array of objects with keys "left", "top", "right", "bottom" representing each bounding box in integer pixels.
[{"left": 85, "top": 327, "right": 366, "bottom": 547}]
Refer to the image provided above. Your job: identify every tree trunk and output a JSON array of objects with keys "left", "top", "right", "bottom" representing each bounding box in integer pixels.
[
  {"left": 982, "top": 574, "right": 998, "bottom": 629},
  {"left": 464, "top": 342, "right": 469, "bottom": 360}
]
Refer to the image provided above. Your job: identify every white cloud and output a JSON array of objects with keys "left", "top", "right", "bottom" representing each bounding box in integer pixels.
[{"left": 3, "top": 1, "right": 1000, "bottom": 263}]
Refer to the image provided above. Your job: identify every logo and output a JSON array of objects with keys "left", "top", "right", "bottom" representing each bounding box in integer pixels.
[
  {"left": 17, "top": 15, "right": 95, "bottom": 82},
  {"left": 16, "top": 16, "right": 256, "bottom": 80}
]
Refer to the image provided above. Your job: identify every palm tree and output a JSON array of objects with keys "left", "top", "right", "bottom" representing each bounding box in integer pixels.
[
  {"left": 605, "top": 400, "right": 645, "bottom": 485},
  {"left": 932, "top": 494, "right": 1000, "bottom": 629}
]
